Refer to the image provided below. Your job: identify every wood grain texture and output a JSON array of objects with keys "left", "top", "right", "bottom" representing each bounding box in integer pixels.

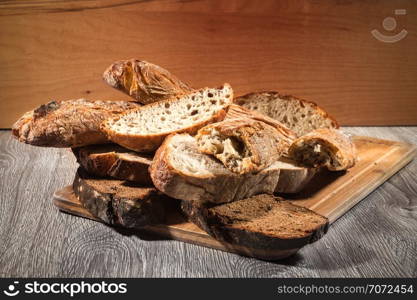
[
  {"left": 1, "top": 0, "right": 417, "bottom": 127},
  {"left": 52, "top": 135, "right": 416, "bottom": 260},
  {"left": 0, "top": 127, "right": 416, "bottom": 277}
]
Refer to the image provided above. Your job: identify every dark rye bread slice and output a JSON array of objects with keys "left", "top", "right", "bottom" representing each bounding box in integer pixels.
[
  {"left": 235, "top": 91, "right": 339, "bottom": 136},
  {"left": 72, "top": 144, "right": 153, "bottom": 185},
  {"left": 181, "top": 194, "right": 328, "bottom": 255},
  {"left": 73, "top": 167, "right": 170, "bottom": 229}
]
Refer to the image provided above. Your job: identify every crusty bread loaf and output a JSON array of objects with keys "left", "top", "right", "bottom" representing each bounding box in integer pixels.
[
  {"left": 196, "top": 118, "right": 287, "bottom": 174},
  {"left": 150, "top": 134, "right": 281, "bottom": 204},
  {"left": 103, "top": 59, "right": 193, "bottom": 104},
  {"left": 235, "top": 91, "right": 339, "bottom": 136},
  {"left": 181, "top": 194, "right": 328, "bottom": 254},
  {"left": 73, "top": 167, "right": 170, "bottom": 228},
  {"left": 72, "top": 144, "right": 153, "bottom": 185},
  {"left": 102, "top": 84, "right": 234, "bottom": 152},
  {"left": 12, "top": 99, "right": 139, "bottom": 148},
  {"left": 274, "top": 157, "right": 318, "bottom": 193},
  {"left": 288, "top": 128, "right": 356, "bottom": 171},
  {"left": 225, "top": 104, "right": 297, "bottom": 150}
]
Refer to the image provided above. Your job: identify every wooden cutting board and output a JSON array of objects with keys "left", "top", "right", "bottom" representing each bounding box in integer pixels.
[{"left": 53, "top": 136, "right": 416, "bottom": 260}]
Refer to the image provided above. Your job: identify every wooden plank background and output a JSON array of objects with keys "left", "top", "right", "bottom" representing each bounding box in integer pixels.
[{"left": 0, "top": 0, "right": 416, "bottom": 127}]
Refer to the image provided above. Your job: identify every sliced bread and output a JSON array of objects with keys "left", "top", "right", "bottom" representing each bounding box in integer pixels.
[
  {"left": 235, "top": 91, "right": 339, "bottom": 136},
  {"left": 12, "top": 99, "right": 139, "bottom": 148},
  {"left": 181, "top": 194, "right": 328, "bottom": 257},
  {"left": 149, "top": 134, "right": 281, "bottom": 204},
  {"left": 101, "top": 84, "right": 234, "bottom": 152},
  {"left": 103, "top": 59, "right": 193, "bottom": 104},
  {"left": 72, "top": 144, "right": 153, "bottom": 185},
  {"left": 288, "top": 128, "right": 357, "bottom": 171},
  {"left": 73, "top": 167, "right": 170, "bottom": 228},
  {"left": 196, "top": 118, "right": 286, "bottom": 174},
  {"left": 274, "top": 157, "right": 318, "bottom": 193}
]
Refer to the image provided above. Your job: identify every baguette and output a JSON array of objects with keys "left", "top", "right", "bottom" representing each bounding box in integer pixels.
[
  {"left": 12, "top": 99, "right": 139, "bottom": 148},
  {"left": 196, "top": 118, "right": 287, "bottom": 174},
  {"left": 73, "top": 167, "right": 170, "bottom": 228},
  {"left": 150, "top": 134, "right": 281, "bottom": 204},
  {"left": 288, "top": 128, "right": 356, "bottom": 171},
  {"left": 274, "top": 157, "right": 318, "bottom": 193},
  {"left": 181, "top": 194, "right": 328, "bottom": 257},
  {"left": 102, "top": 84, "right": 233, "bottom": 152},
  {"left": 235, "top": 91, "right": 339, "bottom": 136},
  {"left": 72, "top": 144, "right": 153, "bottom": 185},
  {"left": 103, "top": 59, "right": 193, "bottom": 104}
]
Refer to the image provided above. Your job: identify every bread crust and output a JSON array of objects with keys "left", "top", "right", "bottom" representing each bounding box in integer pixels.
[
  {"left": 181, "top": 195, "right": 329, "bottom": 252},
  {"left": 150, "top": 134, "right": 281, "bottom": 204},
  {"left": 196, "top": 118, "right": 287, "bottom": 174},
  {"left": 73, "top": 167, "right": 168, "bottom": 228},
  {"left": 12, "top": 99, "right": 139, "bottom": 148},
  {"left": 288, "top": 128, "right": 357, "bottom": 171},
  {"left": 72, "top": 144, "right": 153, "bottom": 185},
  {"left": 103, "top": 59, "right": 193, "bottom": 104},
  {"left": 101, "top": 84, "right": 233, "bottom": 152},
  {"left": 235, "top": 91, "right": 339, "bottom": 135}
]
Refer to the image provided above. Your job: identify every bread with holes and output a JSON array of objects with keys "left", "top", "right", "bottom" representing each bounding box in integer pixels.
[
  {"left": 150, "top": 134, "right": 282, "bottom": 204},
  {"left": 12, "top": 99, "right": 139, "bottom": 148},
  {"left": 196, "top": 118, "right": 287, "bottom": 174},
  {"left": 72, "top": 144, "right": 153, "bottom": 185},
  {"left": 288, "top": 128, "right": 356, "bottom": 171},
  {"left": 101, "top": 84, "right": 234, "bottom": 152},
  {"left": 235, "top": 91, "right": 339, "bottom": 136},
  {"left": 181, "top": 194, "right": 328, "bottom": 260}
]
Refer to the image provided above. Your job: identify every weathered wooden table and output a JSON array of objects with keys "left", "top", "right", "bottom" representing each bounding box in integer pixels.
[{"left": 0, "top": 127, "right": 416, "bottom": 277}]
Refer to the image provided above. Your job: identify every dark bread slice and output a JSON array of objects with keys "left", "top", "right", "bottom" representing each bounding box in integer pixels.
[
  {"left": 73, "top": 167, "right": 170, "bottom": 228},
  {"left": 181, "top": 194, "right": 328, "bottom": 252},
  {"left": 72, "top": 144, "right": 152, "bottom": 184}
]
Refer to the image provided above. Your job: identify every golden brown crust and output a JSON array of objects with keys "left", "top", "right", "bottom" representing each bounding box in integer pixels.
[
  {"left": 103, "top": 59, "right": 193, "bottom": 104},
  {"left": 288, "top": 128, "right": 357, "bottom": 171},
  {"left": 196, "top": 118, "right": 287, "bottom": 174},
  {"left": 101, "top": 84, "right": 233, "bottom": 152},
  {"left": 12, "top": 99, "right": 139, "bottom": 148}
]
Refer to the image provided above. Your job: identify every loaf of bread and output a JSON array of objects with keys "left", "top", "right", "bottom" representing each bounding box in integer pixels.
[
  {"left": 196, "top": 118, "right": 287, "bottom": 174},
  {"left": 102, "top": 84, "right": 233, "bottom": 152},
  {"left": 103, "top": 59, "right": 193, "bottom": 104},
  {"left": 181, "top": 194, "right": 328, "bottom": 256},
  {"left": 288, "top": 128, "right": 356, "bottom": 171},
  {"left": 274, "top": 158, "right": 318, "bottom": 193},
  {"left": 72, "top": 144, "right": 153, "bottom": 185},
  {"left": 73, "top": 167, "right": 170, "bottom": 228},
  {"left": 12, "top": 99, "right": 139, "bottom": 148},
  {"left": 235, "top": 91, "right": 339, "bottom": 136},
  {"left": 225, "top": 104, "right": 297, "bottom": 150},
  {"left": 150, "top": 134, "right": 281, "bottom": 204}
]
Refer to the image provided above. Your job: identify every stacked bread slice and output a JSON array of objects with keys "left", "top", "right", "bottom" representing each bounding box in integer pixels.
[{"left": 11, "top": 59, "right": 359, "bottom": 259}]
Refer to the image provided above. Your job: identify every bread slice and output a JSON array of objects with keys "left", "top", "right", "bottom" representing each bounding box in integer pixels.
[
  {"left": 72, "top": 144, "right": 153, "bottom": 185},
  {"left": 235, "top": 91, "right": 339, "bottom": 136},
  {"left": 225, "top": 104, "right": 297, "bottom": 150},
  {"left": 181, "top": 194, "right": 328, "bottom": 256},
  {"left": 101, "top": 84, "right": 234, "bottom": 152},
  {"left": 73, "top": 167, "right": 170, "bottom": 228},
  {"left": 274, "top": 157, "right": 318, "bottom": 193},
  {"left": 196, "top": 118, "right": 287, "bottom": 174},
  {"left": 103, "top": 59, "right": 193, "bottom": 104},
  {"left": 150, "top": 134, "right": 281, "bottom": 204},
  {"left": 12, "top": 99, "right": 139, "bottom": 148},
  {"left": 288, "top": 128, "right": 356, "bottom": 171}
]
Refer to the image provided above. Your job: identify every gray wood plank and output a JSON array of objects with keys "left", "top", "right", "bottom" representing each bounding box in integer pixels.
[{"left": 0, "top": 127, "right": 416, "bottom": 278}]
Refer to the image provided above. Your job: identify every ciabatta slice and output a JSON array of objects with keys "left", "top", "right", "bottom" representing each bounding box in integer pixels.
[
  {"left": 235, "top": 91, "right": 339, "bottom": 136},
  {"left": 102, "top": 84, "right": 233, "bottom": 152}
]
